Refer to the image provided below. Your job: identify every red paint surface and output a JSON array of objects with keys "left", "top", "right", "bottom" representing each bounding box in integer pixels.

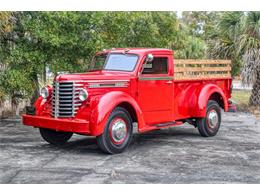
[
  {"left": 22, "top": 114, "right": 90, "bottom": 134},
  {"left": 23, "top": 48, "right": 232, "bottom": 136}
]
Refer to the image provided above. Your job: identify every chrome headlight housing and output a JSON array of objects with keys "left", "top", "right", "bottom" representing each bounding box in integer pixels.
[
  {"left": 79, "top": 89, "right": 88, "bottom": 101},
  {"left": 40, "top": 86, "right": 50, "bottom": 99}
]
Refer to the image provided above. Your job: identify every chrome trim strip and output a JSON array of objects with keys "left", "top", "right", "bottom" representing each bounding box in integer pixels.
[
  {"left": 88, "top": 82, "right": 129, "bottom": 88},
  {"left": 87, "top": 80, "right": 129, "bottom": 83},
  {"left": 56, "top": 80, "right": 129, "bottom": 83},
  {"left": 138, "top": 76, "right": 174, "bottom": 81}
]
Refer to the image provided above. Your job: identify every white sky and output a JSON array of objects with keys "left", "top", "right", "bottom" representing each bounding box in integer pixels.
[{"left": 0, "top": 0, "right": 259, "bottom": 11}]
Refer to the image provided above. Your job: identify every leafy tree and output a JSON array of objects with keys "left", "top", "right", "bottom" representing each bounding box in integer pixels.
[
  {"left": 98, "top": 12, "right": 178, "bottom": 48},
  {"left": 2, "top": 12, "right": 105, "bottom": 103},
  {"left": 174, "top": 35, "right": 206, "bottom": 59},
  {"left": 3, "top": 11, "right": 258, "bottom": 107},
  {"left": 1, "top": 11, "right": 181, "bottom": 105},
  {"left": 181, "top": 11, "right": 220, "bottom": 40},
  {"left": 0, "top": 69, "right": 33, "bottom": 113},
  {"left": 0, "top": 12, "right": 15, "bottom": 105},
  {"left": 173, "top": 15, "right": 207, "bottom": 59}
]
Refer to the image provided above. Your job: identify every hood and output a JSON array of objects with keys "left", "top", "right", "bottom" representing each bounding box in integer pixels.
[{"left": 55, "top": 70, "right": 132, "bottom": 82}]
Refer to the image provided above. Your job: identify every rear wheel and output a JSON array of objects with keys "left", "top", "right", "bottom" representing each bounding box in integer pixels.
[
  {"left": 96, "top": 107, "right": 133, "bottom": 154},
  {"left": 197, "top": 100, "right": 221, "bottom": 137},
  {"left": 39, "top": 128, "right": 73, "bottom": 146}
]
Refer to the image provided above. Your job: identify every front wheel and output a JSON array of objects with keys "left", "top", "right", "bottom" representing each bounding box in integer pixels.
[
  {"left": 39, "top": 128, "right": 73, "bottom": 146},
  {"left": 96, "top": 107, "right": 133, "bottom": 154},
  {"left": 197, "top": 100, "right": 221, "bottom": 137}
]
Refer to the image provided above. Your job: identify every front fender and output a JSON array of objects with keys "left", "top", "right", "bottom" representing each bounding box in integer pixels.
[
  {"left": 192, "top": 84, "right": 228, "bottom": 117},
  {"left": 34, "top": 96, "right": 46, "bottom": 115},
  {"left": 89, "top": 91, "right": 145, "bottom": 136}
]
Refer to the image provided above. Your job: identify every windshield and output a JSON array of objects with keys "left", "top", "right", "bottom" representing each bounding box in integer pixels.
[{"left": 90, "top": 53, "right": 138, "bottom": 72}]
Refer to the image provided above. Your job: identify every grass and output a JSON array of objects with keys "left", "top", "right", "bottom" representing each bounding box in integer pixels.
[
  {"left": 231, "top": 90, "right": 260, "bottom": 120},
  {"left": 231, "top": 90, "right": 251, "bottom": 105}
]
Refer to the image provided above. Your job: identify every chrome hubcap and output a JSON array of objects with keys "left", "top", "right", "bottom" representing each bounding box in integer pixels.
[
  {"left": 111, "top": 119, "right": 127, "bottom": 143},
  {"left": 207, "top": 110, "right": 218, "bottom": 128}
]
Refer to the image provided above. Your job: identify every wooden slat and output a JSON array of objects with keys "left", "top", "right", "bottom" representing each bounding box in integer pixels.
[
  {"left": 175, "top": 76, "right": 231, "bottom": 81},
  {"left": 174, "top": 66, "right": 231, "bottom": 73},
  {"left": 174, "top": 59, "right": 232, "bottom": 65},
  {"left": 174, "top": 59, "right": 232, "bottom": 80},
  {"left": 175, "top": 75, "right": 231, "bottom": 80}
]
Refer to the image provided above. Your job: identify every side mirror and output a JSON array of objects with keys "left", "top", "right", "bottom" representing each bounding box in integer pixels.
[
  {"left": 146, "top": 53, "right": 154, "bottom": 63},
  {"left": 140, "top": 54, "right": 153, "bottom": 75}
]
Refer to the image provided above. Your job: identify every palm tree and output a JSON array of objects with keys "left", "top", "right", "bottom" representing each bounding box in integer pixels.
[
  {"left": 209, "top": 12, "right": 260, "bottom": 106},
  {"left": 207, "top": 12, "right": 244, "bottom": 75},
  {"left": 239, "top": 12, "right": 260, "bottom": 106}
]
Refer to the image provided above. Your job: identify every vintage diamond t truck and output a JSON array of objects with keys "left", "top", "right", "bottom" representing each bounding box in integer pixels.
[{"left": 23, "top": 48, "right": 235, "bottom": 154}]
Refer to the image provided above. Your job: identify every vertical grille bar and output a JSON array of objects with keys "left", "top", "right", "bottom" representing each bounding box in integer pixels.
[
  {"left": 72, "top": 82, "right": 75, "bottom": 117},
  {"left": 52, "top": 81, "right": 83, "bottom": 118}
]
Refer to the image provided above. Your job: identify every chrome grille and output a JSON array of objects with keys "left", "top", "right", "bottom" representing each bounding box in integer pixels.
[{"left": 52, "top": 81, "right": 83, "bottom": 118}]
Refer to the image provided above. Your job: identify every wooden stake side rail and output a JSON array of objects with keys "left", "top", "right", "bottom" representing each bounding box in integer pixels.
[{"left": 174, "top": 59, "right": 232, "bottom": 80}]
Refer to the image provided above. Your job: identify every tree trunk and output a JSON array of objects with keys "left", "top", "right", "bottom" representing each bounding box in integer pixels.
[
  {"left": 11, "top": 96, "right": 18, "bottom": 117},
  {"left": 249, "top": 71, "right": 260, "bottom": 107},
  {"left": 0, "top": 101, "right": 2, "bottom": 117}
]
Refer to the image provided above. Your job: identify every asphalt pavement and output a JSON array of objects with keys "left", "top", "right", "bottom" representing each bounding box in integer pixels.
[{"left": 0, "top": 112, "right": 259, "bottom": 183}]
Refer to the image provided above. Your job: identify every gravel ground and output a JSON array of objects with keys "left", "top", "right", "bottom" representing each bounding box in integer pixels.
[{"left": 0, "top": 112, "right": 260, "bottom": 184}]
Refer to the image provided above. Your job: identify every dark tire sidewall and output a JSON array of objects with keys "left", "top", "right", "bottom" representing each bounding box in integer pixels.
[
  {"left": 197, "top": 100, "right": 221, "bottom": 137},
  {"left": 39, "top": 128, "right": 73, "bottom": 146},
  {"left": 205, "top": 102, "right": 221, "bottom": 136},
  {"left": 97, "top": 107, "right": 133, "bottom": 154}
]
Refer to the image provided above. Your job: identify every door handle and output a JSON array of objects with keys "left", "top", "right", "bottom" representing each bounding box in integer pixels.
[{"left": 165, "top": 80, "right": 173, "bottom": 84}]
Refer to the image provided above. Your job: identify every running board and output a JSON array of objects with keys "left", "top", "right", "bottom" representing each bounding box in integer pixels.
[
  {"left": 139, "top": 121, "right": 183, "bottom": 133},
  {"left": 156, "top": 121, "right": 177, "bottom": 127}
]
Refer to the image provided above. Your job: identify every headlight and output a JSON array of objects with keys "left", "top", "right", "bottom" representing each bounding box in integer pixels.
[
  {"left": 40, "top": 87, "right": 49, "bottom": 99},
  {"left": 79, "top": 89, "right": 88, "bottom": 101}
]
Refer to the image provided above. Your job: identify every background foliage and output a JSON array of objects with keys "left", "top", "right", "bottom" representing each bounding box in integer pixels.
[{"left": 0, "top": 11, "right": 259, "bottom": 108}]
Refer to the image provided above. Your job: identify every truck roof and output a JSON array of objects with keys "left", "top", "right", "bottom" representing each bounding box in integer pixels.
[{"left": 96, "top": 48, "right": 173, "bottom": 55}]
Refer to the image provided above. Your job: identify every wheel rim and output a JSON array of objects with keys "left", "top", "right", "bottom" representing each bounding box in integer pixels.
[
  {"left": 207, "top": 109, "right": 219, "bottom": 129},
  {"left": 109, "top": 118, "right": 128, "bottom": 145}
]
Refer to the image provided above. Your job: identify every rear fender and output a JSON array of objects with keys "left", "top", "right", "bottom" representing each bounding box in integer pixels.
[
  {"left": 89, "top": 91, "right": 145, "bottom": 136},
  {"left": 192, "top": 84, "right": 228, "bottom": 117}
]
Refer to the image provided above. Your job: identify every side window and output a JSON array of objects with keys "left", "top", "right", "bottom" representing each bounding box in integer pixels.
[{"left": 142, "top": 57, "right": 168, "bottom": 74}]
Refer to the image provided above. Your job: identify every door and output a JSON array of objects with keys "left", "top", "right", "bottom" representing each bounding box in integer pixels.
[{"left": 137, "top": 55, "right": 173, "bottom": 125}]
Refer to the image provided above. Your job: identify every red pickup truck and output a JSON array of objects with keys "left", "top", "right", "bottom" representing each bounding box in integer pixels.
[{"left": 23, "top": 48, "right": 235, "bottom": 154}]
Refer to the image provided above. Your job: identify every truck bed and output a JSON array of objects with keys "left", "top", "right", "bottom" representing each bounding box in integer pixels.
[{"left": 173, "top": 59, "right": 232, "bottom": 120}]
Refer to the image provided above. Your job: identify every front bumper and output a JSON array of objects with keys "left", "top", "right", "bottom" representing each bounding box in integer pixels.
[{"left": 22, "top": 114, "right": 90, "bottom": 134}]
